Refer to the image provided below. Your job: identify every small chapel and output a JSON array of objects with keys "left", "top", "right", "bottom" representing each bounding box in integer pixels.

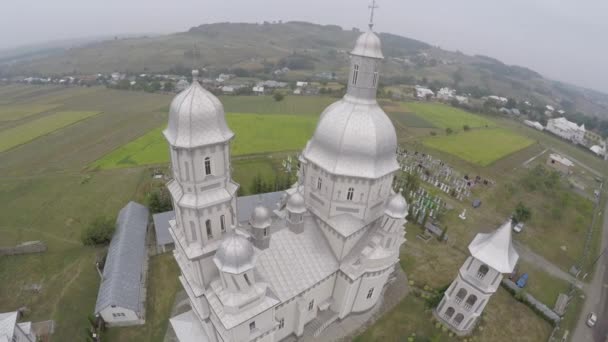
[{"left": 163, "top": 17, "right": 410, "bottom": 342}]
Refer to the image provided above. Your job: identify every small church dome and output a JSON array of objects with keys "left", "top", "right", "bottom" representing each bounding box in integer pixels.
[
  {"left": 163, "top": 70, "right": 234, "bottom": 149},
  {"left": 213, "top": 234, "right": 256, "bottom": 274},
  {"left": 286, "top": 192, "right": 306, "bottom": 214},
  {"left": 351, "top": 31, "right": 384, "bottom": 59},
  {"left": 385, "top": 191, "right": 408, "bottom": 219},
  {"left": 250, "top": 205, "right": 272, "bottom": 229}
]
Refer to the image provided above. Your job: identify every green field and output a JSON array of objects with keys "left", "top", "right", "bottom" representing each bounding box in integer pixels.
[
  {"left": 389, "top": 111, "right": 435, "bottom": 128},
  {"left": 219, "top": 95, "right": 335, "bottom": 115},
  {"left": 423, "top": 128, "right": 535, "bottom": 166},
  {"left": 404, "top": 102, "right": 496, "bottom": 129},
  {"left": 0, "top": 111, "right": 100, "bottom": 152},
  {"left": 0, "top": 104, "right": 61, "bottom": 121},
  {"left": 91, "top": 113, "right": 318, "bottom": 169}
]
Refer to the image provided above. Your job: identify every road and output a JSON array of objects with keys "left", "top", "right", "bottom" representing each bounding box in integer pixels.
[{"left": 571, "top": 198, "right": 608, "bottom": 342}]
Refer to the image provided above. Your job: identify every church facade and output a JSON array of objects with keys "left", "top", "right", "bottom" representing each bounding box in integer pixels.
[{"left": 165, "top": 27, "right": 408, "bottom": 342}]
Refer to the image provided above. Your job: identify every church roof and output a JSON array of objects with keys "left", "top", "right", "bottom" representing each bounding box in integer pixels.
[
  {"left": 250, "top": 205, "right": 272, "bottom": 229},
  {"left": 95, "top": 201, "right": 149, "bottom": 314},
  {"left": 468, "top": 220, "right": 519, "bottom": 273},
  {"left": 163, "top": 70, "right": 234, "bottom": 149},
  {"left": 152, "top": 210, "right": 174, "bottom": 247},
  {"left": 302, "top": 97, "right": 399, "bottom": 179},
  {"left": 170, "top": 310, "right": 210, "bottom": 342},
  {"left": 351, "top": 31, "right": 384, "bottom": 59},
  {"left": 213, "top": 234, "right": 256, "bottom": 274},
  {"left": 236, "top": 191, "right": 284, "bottom": 223},
  {"left": 286, "top": 191, "right": 306, "bottom": 214},
  {"left": 254, "top": 216, "right": 339, "bottom": 302},
  {"left": 0, "top": 312, "right": 17, "bottom": 341}
]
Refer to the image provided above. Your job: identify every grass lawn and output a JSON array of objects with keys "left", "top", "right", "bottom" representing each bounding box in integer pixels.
[
  {"left": 423, "top": 128, "right": 535, "bottom": 166},
  {"left": 103, "top": 254, "right": 180, "bottom": 342},
  {"left": 0, "top": 111, "right": 100, "bottom": 152},
  {"left": 404, "top": 102, "right": 496, "bottom": 130},
  {"left": 90, "top": 113, "right": 318, "bottom": 169},
  {"left": 0, "top": 169, "right": 146, "bottom": 342},
  {"left": 233, "top": 157, "right": 282, "bottom": 195},
  {"left": 0, "top": 104, "right": 61, "bottom": 121},
  {"left": 219, "top": 95, "right": 335, "bottom": 115},
  {"left": 517, "top": 260, "right": 570, "bottom": 307},
  {"left": 390, "top": 111, "right": 436, "bottom": 128}
]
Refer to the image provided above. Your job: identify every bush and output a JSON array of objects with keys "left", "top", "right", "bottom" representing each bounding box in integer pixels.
[
  {"left": 445, "top": 127, "right": 453, "bottom": 135},
  {"left": 273, "top": 92, "right": 285, "bottom": 102},
  {"left": 147, "top": 187, "right": 172, "bottom": 213},
  {"left": 463, "top": 124, "right": 470, "bottom": 131},
  {"left": 82, "top": 216, "right": 115, "bottom": 246}
]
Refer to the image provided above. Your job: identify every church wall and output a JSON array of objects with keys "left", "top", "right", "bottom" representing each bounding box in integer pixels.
[
  {"left": 229, "top": 308, "right": 274, "bottom": 342},
  {"left": 317, "top": 220, "right": 346, "bottom": 260},
  {"left": 347, "top": 55, "right": 381, "bottom": 100},
  {"left": 351, "top": 268, "right": 391, "bottom": 313},
  {"left": 197, "top": 255, "right": 218, "bottom": 290},
  {"left": 331, "top": 271, "right": 357, "bottom": 318}
]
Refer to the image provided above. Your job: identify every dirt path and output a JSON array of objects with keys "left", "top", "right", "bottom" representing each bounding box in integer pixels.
[
  {"left": 51, "top": 259, "right": 84, "bottom": 318},
  {"left": 0, "top": 226, "right": 81, "bottom": 246}
]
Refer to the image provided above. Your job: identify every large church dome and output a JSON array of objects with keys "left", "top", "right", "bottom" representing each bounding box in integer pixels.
[
  {"left": 163, "top": 70, "right": 234, "bottom": 148},
  {"left": 302, "top": 98, "right": 399, "bottom": 179}
]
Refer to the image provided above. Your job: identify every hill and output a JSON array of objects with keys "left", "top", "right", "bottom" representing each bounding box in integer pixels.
[{"left": 1, "top": 21, "right": 606, "bottom": 117}]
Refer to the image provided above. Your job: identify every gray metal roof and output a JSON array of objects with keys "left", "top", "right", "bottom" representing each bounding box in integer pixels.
[
  {"left": 213, "top": 234, "right": 256, "bottom": 274},
  {"left": 153, "top": 211, "right": 175, "bottom": 246},
  {"left": 163, "top": 71, "right": 234, "bottom": 149},
  {"left": 236, "top": 191, "right": 284, "bottom": 223},
  {"left": 469, "top": 220, "right": 519, "bottom": 273},
  {"left": 351, "top": 31, "right": 384, "bottom": 59},
  {"left": 95, "top": 201, "right": 149, "bottom": 314},
  {"left": 302, "top": 97, "right": 399, "bottom": 179}
]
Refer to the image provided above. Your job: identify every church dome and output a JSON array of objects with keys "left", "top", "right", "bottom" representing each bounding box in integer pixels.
[
  {"left": 250, "top": 205, "right": 272, "bottom": 229},
  {"left": 351, "top": 31, "right": 384, "bottom": 59},
  {"left": 286, "top": 192, "right": 306, "bottom": 214},
  {"left": 163, "top": 70, "right": 234, "bottom": 148},
  {"left": 385, "top": 191, "right": 408, "bottom": 219},
  {"left": 213, "top": 234, "right": 256, "bottom": 274},
  {"left": 302, "top": 98, "right": 399, "bottom": 179}
]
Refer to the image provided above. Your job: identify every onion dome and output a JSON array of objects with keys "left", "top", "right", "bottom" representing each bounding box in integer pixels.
[
  {"left": 250, "top": 205, "right": 272, "bottom": 229},
  {"left": 302, "top": 99, "right": 399, "bottom": 179},
  {"left": 286, "top": 192, "right": 306, "bottom": 214},
  {"left": 385, "top": 191, "right": 408, "bottom": 219},
  {"left": 213, "top": 234, "right": 256, "bottom": 274},
  {"left": 468, "top": 220, "right": 519, "bottom": 273},
  {"left": 163, "top": 70, "right": 234, "bottom": 148},
  {"left": 351, "top": 31, "right": 384, "bottom": 59}
]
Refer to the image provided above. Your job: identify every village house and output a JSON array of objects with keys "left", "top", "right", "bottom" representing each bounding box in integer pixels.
[
  {"left": 545, "top": 117, "right": 586, "bottom": 144},
  {"left": 546, "top": 153, "right": 574, "bottom": 174}
]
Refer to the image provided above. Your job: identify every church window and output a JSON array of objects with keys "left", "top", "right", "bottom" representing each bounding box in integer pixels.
[
  {"left": 220, "top": 215, "right": 226, "bottom": 232},
  {"left": 249, "top": 321, "right": 256, "bottom": 332},
  {"left": 477, "top": 264, "right": 489, "bottom": 279},
  {"left": 204, "top": 157, "right": 212, "bottom": 175},
  {"left": 308, "top": 299, "right": 314, "bottom": 311},
  {"left": 372, "top": 71, "right": 379, "bottom": 87},
  {"left": 317, "top": 177, "right": 322, "bottom": 190},
  {"left": 244, "top": 273, "right": 252, "bottom": 286},
  {"left": 190, "top": 221, "right": 197, "bottom": 241},
  {"left": 279, "top": 318, "right": 285, "bottom": 329},
  {"left": 206, "top": 219, "right": 213, "bottom": 239},
  {"left": 263, "top": 228, "right": 268, "bottom": 237},
  {"left": 347, "top": 188, "right": 354, "bottom": 201},
  {"left": 367, "top": 288, "right": 374, "bottom": 299},
  {"left": 352, "top": 64, "right": 359, "bottom": 85}
]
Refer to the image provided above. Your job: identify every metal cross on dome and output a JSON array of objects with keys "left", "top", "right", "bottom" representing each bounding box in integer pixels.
[{"left": 368, "top": 0, "right": 379, "bottom": 29}]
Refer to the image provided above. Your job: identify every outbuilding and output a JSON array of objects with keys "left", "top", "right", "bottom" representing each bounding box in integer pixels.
[
  {"left": 546, "top": 153, "right": 573, "bottom": 174},
  {"left": 95, "top": 201, "right": 149, "bottom": 326},
  {"left": 153, "top": 211, "right": 175, "bottom": 253}
]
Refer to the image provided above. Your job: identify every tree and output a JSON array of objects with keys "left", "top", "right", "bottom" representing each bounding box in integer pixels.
[
  {"left": 463, "top": 125, "right": 470, "bottom": 131},
  {"left": 163, "top": 81, "right": 175, "bottom": 92},
  {"left": 82, "top": 216, "right": 115, "bottom": 246},
  {"left": 445, "top": 127, "right": 453, "bottom": 135},
  {"left": 401, "top": 172, "right": 421, "bottom": 199},
  {"left": 506, "top": 98, "right": 517, "bottom": 109},
  {"left": 147, "top": 187, "right": 172, "bottom": 213},
  {"left": 273, "top": 92, "right": 285, "bottom": 102},
  {"left": 512, "top": 202, "right": 532, "bottom": 224}
]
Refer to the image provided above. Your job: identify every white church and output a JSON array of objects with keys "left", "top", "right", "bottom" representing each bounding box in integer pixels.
[{"left": 163, "top": 22, "right": 410, "bottom": 341}]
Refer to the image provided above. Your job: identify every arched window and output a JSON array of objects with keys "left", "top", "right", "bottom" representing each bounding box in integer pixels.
[
  {"left": 453, "top": 313, "right": 465, "bottom": 326},
  {"left": 220, "top": 215, "right": 226, "bottom": 232},
  {"left": 455, "top": 288, "right": 467, "bottom": 304},
  {"left": 190, "top": 221, "right": 197, "bottom": 242},
  {"left": 206, "top": 219, "right": 213, "bottom": 239},
  {"left": 372, "top": 71, "right": 379, "bottom": 87},
  {"left": 347, "top": 188, "right": 354, "bottom": 201},
  {"left": 477, "top": 264, "right": 489, "bottom": 279},
  {"left": 204, "top": 157, "right": 211, "bottom": 175},
  {"left": 444, "top": 307, "right": 455, "bottom": 319},
  {"left": 465, "top": 295, "right": 477, "bottom": 311},
  {"left": 352, "top": 64, "right": 359, "bottom": 85},
  {"left": 317, "top": 177, "right": 322, "bottom": 190}
]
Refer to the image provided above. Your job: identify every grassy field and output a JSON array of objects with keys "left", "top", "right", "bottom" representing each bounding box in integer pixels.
[
  {"left": 389, "top": 111, "right": 436, "bottom": 128},
  {"left": 517, "top": 261, "right": 570, "bottom": 307},
  {"left": 423, "top": 128, "right": 535, "bottom": 166},
  {"left": 0, "top": 111, "right": 100, "bottom": 152},
  {"left": 0, "top": 104, "right": 61, "bottom": 121},
  {"left": 403, "top": 102, "right": 496, "bottom": 130},
  {"left": 219, "top": 95, "right": 335, "bottom": 115},
  {"left": 90, "top": 113, "right": 318, "bottom": 169},
  {"left": 103, "top": 254, "right": 180, "bottom": 342}
]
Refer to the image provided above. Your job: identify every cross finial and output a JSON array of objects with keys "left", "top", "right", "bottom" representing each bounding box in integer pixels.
[{"left": 368, "top": 0, "right": 379, "bottom": 30}]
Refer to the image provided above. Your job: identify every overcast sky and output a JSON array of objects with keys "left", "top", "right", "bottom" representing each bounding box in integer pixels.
[{"left": 1, "top": 0, "right": 606, "bottom": 93}]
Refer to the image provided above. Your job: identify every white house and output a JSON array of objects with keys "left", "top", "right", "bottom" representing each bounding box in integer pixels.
[
  {"left": 437, "top": 87, "right": 455, "bottom": 101},
  {"left": 591, "top": 145, "right": 606, "bottom": 157},
  {"left": 165, "top": 28, "right": 408, "bottom": 342},
  {"left": 488, "top": 95, "right": 508, "bottom": 104},
  {"left": 95, "top": 201, "right": 149, "bottom": 326},
  {"left": 524, "top": 120, "right": 544, "bottom": 131},
  {"left": 415, "top": 85, "right": 434, "bottom": 99},
  {"left": 435, "top": 221, "right": 519, "bottom": 335},
  {"left": 546, "top": 105, "right": 555, "bottom": 112},
  {"left": 252, "top": 86, "right": 265, "bottom": 95},
  {"left": 296, "top": 81, "right": 309, "bottom": 88},
  {"left": 0, "top": 311, "right": 36, "bottom": 342},
  {"left": 546, "top": 117, "right": 586, "bottom": 144},
  {"left": 176, "top": 79, "right": 190, "bottom": 92},
  {"left": 221, "top": 86, "right": 235, "bottom": 94},
  {"left": 455, "top": 95, "right": 469, "bottom": 104}
]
